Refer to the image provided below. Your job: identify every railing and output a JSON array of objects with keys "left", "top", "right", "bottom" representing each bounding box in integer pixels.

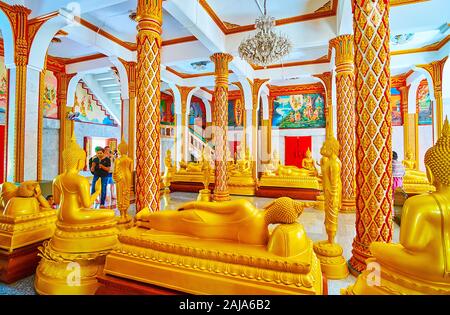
[{"left": 188, "top": 127, "right": 214, "bottom": 161}]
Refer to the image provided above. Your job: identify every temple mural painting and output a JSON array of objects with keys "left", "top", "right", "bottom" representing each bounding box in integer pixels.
[
  {"left": 228, "top": 99, "right": 244, "bottom": 128},
  {"left": 272, "top": 93, "right": 326, "bottom": 129},
  {"left": 391, "top": 87, "right": 402, "bottom": 126},
  {"left": 43, "top": 70, "right": 58, "bottom": 119},
  {"left": 0, "top": 56, "right": 7, "bottom": 125},
  {"left": 160, "top": 99, "right": 174, "bottom": 125},
  {"left": 417, "top": 81, "right": 432, "bottom": 125},
  {"left": 73, "top": 81, "right": 116, "bottom": 126}
]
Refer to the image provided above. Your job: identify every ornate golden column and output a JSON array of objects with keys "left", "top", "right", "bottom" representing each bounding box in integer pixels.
[
  {"left": 313, "top": 72, "right": 333, "bottom": 137},
  {"left": 177, "top": 86, "right": 195, "bottom": 162},
  {"left": 121, "top": 60, "right": 136, "bottom": 162},
  {"left": 135, "top": 0, "right": 162, "bottom": 212},
  {"left": 211, "top": 53, "right": 233, "bottom": 202},
  {"left": 329, "top": 35, "right": 356, "bottom": 212},
  {"left": 349, "top": 0, "right": 393, "bottom": 274},
  {"left": 56, "top": 72, "right": 75, "bottom": 173},
  {"left": 418, "top": 56, "right": 448, "bottom": 138},
  {"left": 250, "top": 79, "right": 268, "bottom": 179}
]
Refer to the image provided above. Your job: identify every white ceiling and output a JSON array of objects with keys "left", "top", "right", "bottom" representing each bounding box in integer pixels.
[{"left": 47, "top": 37, "right": 98, "bottom": 58}]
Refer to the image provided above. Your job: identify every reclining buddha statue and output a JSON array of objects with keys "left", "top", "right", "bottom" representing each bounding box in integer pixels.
[
  {"left": 173, "top": 147, "right": 215, "bottom": 185},
  {"left": 35, "top": 135, "right": 118, "bottom": 295},
  {"left": 263, "top": 150, "right": 281, "bottom": 176},
  {"left": 343, "top": 118, "right": 450, "bottom": 294},
  {"left": 0, "top": 180, "right": 56, "bottom": 252},
  {"left": 103, "top": 197, "right": 323, "bottom": 294},
  {"left": 401, "top": 148, "right": 435, "bottom": 194}
]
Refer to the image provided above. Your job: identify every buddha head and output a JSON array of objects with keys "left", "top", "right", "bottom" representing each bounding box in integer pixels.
[
  {"left": 305, "top": 147, "right": 312, "bottom": 158},
  {"left": 406, "top": 148, "right": 414, "bottom": 160},
  {"left": 118, "top": 137, "right": 128, "bottom": 156},
  {"left": 424, "top": 117, "right": 450, "bottom": 187},
  {"left": 264, "top": 197, "right": 305, "bottom": 224},
  {"left": 320, "top": 136, "right": 340, "bottom": 158},
  {"left": 63, "top": 135, "right": 86, "bottom": 172}
]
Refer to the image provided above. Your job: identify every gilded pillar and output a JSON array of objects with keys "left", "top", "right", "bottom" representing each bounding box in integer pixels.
[
  {"left": 349, "top": 0, "right": 393, "bottom": 274},
  {"left": 211, "top": 53, "right": 233, "bottom": 202},
  {"left": 177, "top": 86, "right": 195, "bottom": 162},
  {"left": 313, "top": 72, "right": 333, "bottom": 137},
  {"left": 250, "top": 79, "right": 268, "bottom": 180},
  {"left": 121, "top": 61, "right": 137, "bottom": 162},
  {"left": 268, "top": 95, "right": 275, "bottom": 156},
  {"left": 417, "top": 56, "right": 448, "bottom": 138},
  {"left": 330, "top": 35, "right": 356, "bottom": 212},
  {"left": 135, "top": 0, "right": 162, "bottom": 212},
  {"left": 56, "top": 72, "right": 75, "bottom": 173}
]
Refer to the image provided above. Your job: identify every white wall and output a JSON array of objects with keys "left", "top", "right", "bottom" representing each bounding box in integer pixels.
[
  {"left": 42, "top": 118, "right": 60, "bottom": 181},
  {"left": 392, "top": 126, "right": 404, "bottom": 161},
  {"left": 418, "top": 125, "right": 433, "bottom": 171},
  {"left": 161, "top": 138, "right": 175, "bottom": 173}
]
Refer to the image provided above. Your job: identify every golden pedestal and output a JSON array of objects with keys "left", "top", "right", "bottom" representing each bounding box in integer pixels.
[
  {"left": 0, "top": 210, "right": 56, "bottom": 252},
  {"left": 103, "top": 224, "right": 323, "bottom": 295},
  {"left": 197, "top": 189, "right": 211, "bottom": 202},
  {"left": 34, "top": 219, "right": 118, "bottom": 295},
  {"left": 228, "top": 174, "right": 256, "bottom": 196},
  {"left": 313, "top": 241, "right": 348, "bottom": 280},
  {"left": 342, "top": 258, "right": 450, "bottom": 295},
  {"left": 402, "top": 180, "right": 435, "bottom": 195},
  {"left": 259, "top": 174, "right": 321, "bottom": 190},
  {"left": 315, "top": 194, "right": 325, "bottom": 211},
  {"left": 117, "top": 217, "right": 134, "bottom": 230}
]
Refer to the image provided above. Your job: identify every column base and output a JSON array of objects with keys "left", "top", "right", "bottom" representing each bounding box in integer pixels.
[
  {"left": 340, "top": 199, "right": 356, "bottom": 213},
  {"left": 213, "top": 191, "right": 231, "bottom": 202},
  {"left": 197, "top": 189, "right": 211, "bottom": 202}
]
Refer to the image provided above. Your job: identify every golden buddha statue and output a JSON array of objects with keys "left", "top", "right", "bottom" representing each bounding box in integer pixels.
[
  {"left": 231, "top": 146, "right": 252, "bottom": 176},
  {"left": 35, "top": 135, "right": 118, "bottom": 295},
  {"left": 104, "top": 197, "right": 323, "bottom": 294},
  {"left": 401, "top": 149, "right": 435, "bottom": 194},
  {"left": 0, "top": 181, "right": 56, "bottom": 252},
  {"left": 263, "top": 150, "right": 281, "bottom": 176},
  {"left": 302, "top": 148, "right": 318, "bottom": 177},
  {"left": 344, "top": 118, "right": 450, "bottom": 294},
  {"left": 113, "top": 138, "right": 134, "bottom": 226},
  {"left": 228, "top": 146, "right": 256, "bottom": 195},
  {"left": 198, "top": 148, "right": 213, "bottom": 202},
  {"left": 312, "top": 136, "right": 348, "bottom": 279},
  {"left": 161, "top": 149, "right": 174, "bottom": 192}
]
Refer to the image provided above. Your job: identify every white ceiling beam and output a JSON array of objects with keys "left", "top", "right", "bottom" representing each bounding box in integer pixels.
[
  {"left": 336, "top": 0, "right": 353, "bottom": 35},
  {"left": 65, "top": 57, "right": 114, "bottom": 74}
]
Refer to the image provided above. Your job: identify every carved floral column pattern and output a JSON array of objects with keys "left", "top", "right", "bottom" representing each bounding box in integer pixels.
[
  {"left": 135, "top": 0, "right": 162, "bottom": 212},
  {"left": 330, "top": 35, "right": 356, "bottom": 212},
  {"left": 349, "top": 0, "right": 393, "bottom": 274},
  {"left": 122, "top": 60, "right": 137, "bottom": 162},
  {"left": 211, "top": 53, "right": 233, "bottom": 202},
  {"left": 313, "top": 72, "right": 333, "bottom": 137},
  {"left": 177, "top": 86, "right": 195, "bottom": 162},
  {"left": 417, "top": 56, "right": 448, "bottom": 138}
]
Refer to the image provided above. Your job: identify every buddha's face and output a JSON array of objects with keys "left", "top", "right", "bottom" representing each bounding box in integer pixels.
[{"left": 305, "top": 150, "right": 311, "bottom": 158}]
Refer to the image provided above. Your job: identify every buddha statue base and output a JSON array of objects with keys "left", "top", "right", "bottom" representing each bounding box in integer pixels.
[
  {"left": 342, "top": 258, "right": 450, "bottom": 295},
  {"left": 117, "top": 216, "right": 134, "bottom": 230},
  {"left": 313, "top": 241, "right": 349, "bottom": 280},
  {"left": 103, "top": 224, "right": 323, "bottom": 295},
  {"left": 0, "top": 209, "right": 57, "bottom": 252},
  {"left": 315, "top": 194, "right": 325, "bottom": 211},
  {"left": 228, "top": 174, "right": 256, "bottom": 196},
  {"left": 197, "top": 189, "right": 211, "bottom": 202},
  {"left": 259, "top": 173, "right": 321, "bottom": 190},
  {"left": 35, "top": 241, "right": 111, "bottom": 295},
  {"left": 402, "top": 181, "right": 435, "bottom": 195}
]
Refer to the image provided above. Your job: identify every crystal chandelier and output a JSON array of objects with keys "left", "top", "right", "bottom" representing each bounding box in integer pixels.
[{"left": 238, "top": 0, "right": 292, "bottom": 67}]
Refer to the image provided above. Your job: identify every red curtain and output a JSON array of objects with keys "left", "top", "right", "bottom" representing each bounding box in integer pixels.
[{"left": 284, "top": 136, "right": 312, "bottom": 168}]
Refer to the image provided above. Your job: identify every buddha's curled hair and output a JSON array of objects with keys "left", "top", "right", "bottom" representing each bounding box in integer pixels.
[{"left": 263, "top": 197, "right": 305, "bottom": 224}]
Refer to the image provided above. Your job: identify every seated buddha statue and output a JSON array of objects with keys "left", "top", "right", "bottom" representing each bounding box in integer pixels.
[
  {"left": 231, "top": 147, "right": 252, "bottom": 176},
  {"left": 263, "top": 150, "right": 281, "bottom": 176},
  {"left": 402, "top": 149, "right": 429, "bottom": 183},
  {"left": 162, "top": 149, "right": 174, "bottom": 190},
  {"left": 344, "top": 119, "right": 450, "bottom": 294},
  {"left": 137, "top": 197, "right": 308, "bottom": 245},
  {"left": 302, "top": 148, "right": 318, "bottom": 177}
]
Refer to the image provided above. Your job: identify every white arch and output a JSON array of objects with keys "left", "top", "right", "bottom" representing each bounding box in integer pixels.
[
  {"left": 442, "top": 55, "right": 450, "bottom": 120},
  {"left": 66, "top": 73, "right": 84, "bottom": 106},
  {"left": 28, "top": 11, "right": 71, "bottom": 70},
  {"left": 200, "top": 98, "right": 212, "bottom": 122},
  {"left": 0, "top": 9, "right": 15, "bottom": 67},
  {"left": 237, "top": 77, "right": 253, "bottom": 110},
  {"left": 109, "top": 56, "right": 129, "bottom": 97}
]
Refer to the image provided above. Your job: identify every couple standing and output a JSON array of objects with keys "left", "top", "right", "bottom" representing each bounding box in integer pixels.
[{"left": 89, "top": 146, "right": 114, "bottom": 208}]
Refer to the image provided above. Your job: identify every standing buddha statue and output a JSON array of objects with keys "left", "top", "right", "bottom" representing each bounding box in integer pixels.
[
  {"left": 113, "top": 138, "right": 134, "bottom": 226},
  {"left": 313, "top": 136, "right": 348, "bottom": 279}
]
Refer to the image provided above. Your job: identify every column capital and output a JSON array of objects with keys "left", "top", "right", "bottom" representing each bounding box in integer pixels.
[
  {"left": 136, "top": 0, "right": 162, "bottom": 35},
  {"left": 121, "top": 60, "right": 137, "bottom": 97},
  {"left": 211, "top": 53, "right": 233, "bottom": 86},
  {"left": 329, "top": 34, "right": 354, "bottom": 72},
  {"left": 417, "top": 56, "right": 448, "bottom": 93}
]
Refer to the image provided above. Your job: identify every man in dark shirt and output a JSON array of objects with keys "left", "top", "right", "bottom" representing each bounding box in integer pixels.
[{"left": 90, "top": 147, "right": 111, "bottom": 208}]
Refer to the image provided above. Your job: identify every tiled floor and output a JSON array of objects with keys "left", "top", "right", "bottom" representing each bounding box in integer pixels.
[{"left": 0, "top": 192, "right": 400, "bottom": 295}]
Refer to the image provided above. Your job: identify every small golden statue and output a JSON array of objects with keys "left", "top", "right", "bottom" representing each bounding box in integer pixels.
[
  {"left": 302, "top": 148, "right": 318, "bottom": 177},
  {"left": 313, "top": 136, "right": 348, "bottom": 279},
  {"left": 231, "top": 146, "right": 252, "bottom": 176},
  {"left": 104, "top": 197, "right": 323, "bottom": 294},
  {"left": 228, "top": 146, "right": 257, "bottom": 195},
  {"left": 263, "top": 150, "right": 281, "bottom": 176},
  {"left": 0, "top": 181, "right": 56, "bottom": 252},
  {"left": 35, "top": 135, "right": 118, "bottom": 295},
  {"left": 401, "top": 149, "right": 435, "bottom": 194},
  {"left": 198, "top": 148, "right": 212, "bottom": 202},
  {"left": 344, "top": 118, "right": 450, "bottom": 294},
  {"left": 161, "top": 149, "right": 174, "bottom": 193},
  {"left": 113, "top": 138, "right": 134, "bottom": 227}
]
